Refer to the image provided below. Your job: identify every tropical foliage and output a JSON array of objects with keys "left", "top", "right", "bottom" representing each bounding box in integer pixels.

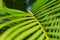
[
  {"left": 3, "top": 0, "right": 36, "bottom": 11},
  {"left": 0, "top": 0, "right": 60, "bottom": 40}
]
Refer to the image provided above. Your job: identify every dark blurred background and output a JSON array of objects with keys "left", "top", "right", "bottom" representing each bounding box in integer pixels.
[{"left": 3, "top": 0, "right": 36, "bottom": 12}]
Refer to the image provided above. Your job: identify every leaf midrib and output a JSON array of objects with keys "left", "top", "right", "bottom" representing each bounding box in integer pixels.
[{"left": 28, "top": 11, "right": 50, "bottom": 40}]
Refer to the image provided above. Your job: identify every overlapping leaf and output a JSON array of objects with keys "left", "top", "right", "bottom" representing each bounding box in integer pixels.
[{"left": 30, "top": 0, "right": 60, "bottom": 40}]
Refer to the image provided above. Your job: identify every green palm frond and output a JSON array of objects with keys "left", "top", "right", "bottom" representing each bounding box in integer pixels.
[
  {"left": 0, "top": 0, "right": 60, "bottom": 40},
  {"left": 30, "top": 0, "right": 60, "bottom": 40}
]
